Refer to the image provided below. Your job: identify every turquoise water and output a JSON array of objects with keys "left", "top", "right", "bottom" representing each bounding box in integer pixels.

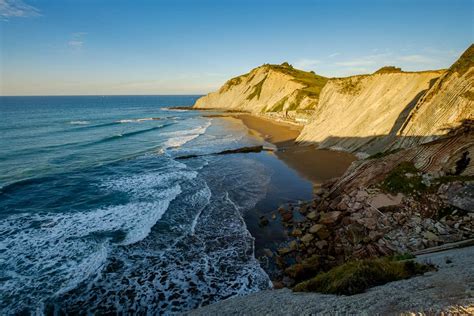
[{"left": 0, "top": 96, "right": 312, "bottom": 314}]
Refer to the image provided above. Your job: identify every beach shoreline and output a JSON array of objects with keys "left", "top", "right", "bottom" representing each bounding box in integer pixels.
[{"left": 230, "top": 113, "right": 357, "bottom": 185}]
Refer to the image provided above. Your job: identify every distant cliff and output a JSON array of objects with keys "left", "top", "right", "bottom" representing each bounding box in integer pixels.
[
  {"left": 194, "top": 63, "right": 328, "bottom": 121},
  {"left": 193, "top": 45, "right": 474, "bottom": 155}
]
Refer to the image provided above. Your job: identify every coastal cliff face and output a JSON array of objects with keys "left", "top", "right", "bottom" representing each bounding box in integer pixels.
[
  {"left": 394, "top": 45, "right": 474, "bottom": 148},
  {"left": 194, "top": 63, "right": 328, "bottom": 120},
  {"left": 296, "top": 70, "right": 443, "bottom": 154},
  {"left": 194, "top": 45, "right": 473, "bottom": 155}
]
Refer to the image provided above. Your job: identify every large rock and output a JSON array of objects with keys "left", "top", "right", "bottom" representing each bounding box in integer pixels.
[
  {"left": 445, "top": 182, "right": 474, "bottom": 212},
  {"left": 319, "top": 211, "right": 342, "bottom": 225},
  {"left": 301, "top": 234, "right": 314, "bottom": 244}
]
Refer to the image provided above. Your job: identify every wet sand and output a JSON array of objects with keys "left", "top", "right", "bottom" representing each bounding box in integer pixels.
[{"left": 233, "top": 114, "right": 356, "bottom": 184}]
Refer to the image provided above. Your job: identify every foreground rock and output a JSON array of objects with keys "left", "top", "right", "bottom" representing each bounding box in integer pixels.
[
  {"left": 187, "top": 246, "right": 474, "bottom": 315},
  {"left": 267, "top": 122, "right": 473, "bottom": 287}
]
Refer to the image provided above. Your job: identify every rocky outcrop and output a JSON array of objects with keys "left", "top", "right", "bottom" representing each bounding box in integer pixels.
[
  {"left": 194, "top": 63, "right": 328, "bottom": 118},
  {"left": 266, "top": 123, "right": 474, "bottom": 289}
]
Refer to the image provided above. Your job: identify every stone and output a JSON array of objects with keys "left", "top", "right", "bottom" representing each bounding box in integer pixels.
[
  {"left": 289, "top": 240, "right": 298, "bottom": 251},
  {"left": 316, "top": 226, "right": 330, "bottom": 240},
  {"left": 423, "top": 231, "right": 439, "bottom": 241},
  {"left": 259, "top": 215, "right": 269, "bottom": 227},
  {"left": 301, "top": 233, "right": 314, "bottom": 244},
  {"left": 352, "top": 202, "right": 363, "bottom": 210},
  {"left": 315, "top": 240, "right": 328, "bottom": 250},
  {"left": 278, "top": 247, "right": 291, "bottom": 255},
  {"left": 307, "top": 211, "right": 319, "bottom": 221},
  {"left": 272, "top": 281, "right": 284, "bottom": 289},
  {"left": 309, "top": 224, "right": 324, "bottom": 234},
  {"left": 263, "top": 248, "right": 273, "bottom": 257},
  {"left": 361, "top": 217, "right": 377, "bottom": 230},
  {"left": 319, "top": 211, "right": 342, "bottom": 225},
  {"left": 445, "top": 183, "right": 474, "bottom": 212},
  {"left": 291, "top": 228, "right": 303, "bottom": 237},
  {"left": 355, "top": 190, "right": 369, "bottom": 202},
  {"left": 336, "top": 201, "right": 348, "bottom": 211},
  {"left": 281, "top": 211, "right": 293, "bottom": 223}
]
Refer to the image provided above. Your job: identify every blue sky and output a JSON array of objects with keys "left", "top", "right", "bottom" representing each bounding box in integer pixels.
[{"left": 0, "top": 0, "right": 472, "bottom": 95}]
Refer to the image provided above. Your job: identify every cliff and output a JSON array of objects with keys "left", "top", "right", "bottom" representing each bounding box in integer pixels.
[
  {"left": 394, "top": 44, "right": 474, "bottom": 148},
  {"left": 194, "top": 63, "right": 328, "bottom": 121},
  {"left": 296, "top": 70, "right": 444, "bottom": 154},
  {"left": 193, "top": 45, "right": 474, "bottom": 155}
]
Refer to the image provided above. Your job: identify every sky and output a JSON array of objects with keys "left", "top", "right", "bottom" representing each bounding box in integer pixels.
[{"left": 0, "top": 0, "right": 472, "bottom": 96}]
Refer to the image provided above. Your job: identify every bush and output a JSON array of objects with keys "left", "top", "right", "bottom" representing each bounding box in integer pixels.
[
  {"left": 293, "top": 257, "right": 434, "bottom": 295},
  {"left": 381, "top": 162, "right": 426, "bottom": 194}
]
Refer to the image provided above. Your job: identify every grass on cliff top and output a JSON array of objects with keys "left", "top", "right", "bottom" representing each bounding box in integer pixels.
[
  {"left": 374, "top": 66, "right": 403, "bottom": 74},
  {"left": 264, "top": 62, "right": 329, "bottom": 99},
  {"left": 293, "top": 257, "right": 434, "bottom": 295}
]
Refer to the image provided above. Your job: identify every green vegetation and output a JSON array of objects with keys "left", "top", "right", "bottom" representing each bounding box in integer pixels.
[
  {"left": 271, "top": 96, "right": 289, "bottom": 112},
  {"left": 285, "top": 255, "right": 321, "bottom": 282},
  {"left": 220, "top": 73, "right": 249, "bottom": 93},
  {"left": 246, "top": 75, "right": 267, "bottom": 101},
  {"left": 374, "top": 66, "right": 403, "bottom": 74},
  {"left": 293, "top": 257, "right": 434, "bottom": 295},
  {"left": 265, "top": 63, "right": 328, "bottom": 101},
  {"left": 449, "top": 44, "right": 474, "bottom": 76},
  {"left": 381, "top": 162, "right": 427, "bottom": 194},
  {"left": 339, "top": 77, "right": 364, "bottom": 95}
]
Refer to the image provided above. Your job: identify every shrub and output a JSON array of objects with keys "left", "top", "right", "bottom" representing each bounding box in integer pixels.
[
  {"left": 381, "top": 162, "right": 426, "bottom": 194},
  {"left": 293, "top": 257, "right": 434, "bottom": 295}
]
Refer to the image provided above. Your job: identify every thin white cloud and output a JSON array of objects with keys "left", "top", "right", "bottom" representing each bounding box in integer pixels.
[
  {"left": 294, "top": 58, "right": 321, "bottom": 70},
  {"left": 335, "top": 59, "right": 376, "bottom": 67},
  {"left": 68, "top": 32, "right": 87, "bottom": 49},
  {"left": 397, "top": 54, "right": 437, "bottom": 64},
  {"left": 0, "top": 0, "right": 40, "bottom": 19},
  {"left": 68, "top": 40, "right": 83, "bottom": 48},
  {"left": 328, "top": 52, "right": 340, "bottom": 58}
]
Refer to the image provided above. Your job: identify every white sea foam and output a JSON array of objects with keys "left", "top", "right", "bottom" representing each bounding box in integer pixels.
[
  {"left": 69, "top": 120, "right": 90, "bottom": 125},
  {"left": 162, "top": 121, "right": 211, "bottom": 149},
  {"left": 0, "top": 167, "right": 193, "bottom": 313},
  {"left": 116, "top": 118, "right": 161, "bottom": 123}
]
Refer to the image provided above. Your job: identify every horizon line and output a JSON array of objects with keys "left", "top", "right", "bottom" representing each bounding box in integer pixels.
[{"left": 0, "top": 94, "right": 206, "bottom": 97}]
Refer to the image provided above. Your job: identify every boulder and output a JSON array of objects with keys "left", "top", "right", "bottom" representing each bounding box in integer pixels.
[
  {"left": 301, "top": 233, "right": 314, "bottom": 244},
  {"left": 309, "top": 224, "right": 325, "bottom": 234},
  {"left": 319, "top": 211, "right": 342, "bottom": 225},
  {"left": 307, "top": 211, "right": 319, "bottom": 221}
]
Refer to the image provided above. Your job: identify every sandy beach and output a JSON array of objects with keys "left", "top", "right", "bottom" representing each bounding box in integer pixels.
[{"left": 233, "top": 114, "right": 356, "bottom": 184}]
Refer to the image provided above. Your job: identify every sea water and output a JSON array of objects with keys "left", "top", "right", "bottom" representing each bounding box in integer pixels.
[{"left": 0, "top": 96, "right": 312, "bottom": 314}]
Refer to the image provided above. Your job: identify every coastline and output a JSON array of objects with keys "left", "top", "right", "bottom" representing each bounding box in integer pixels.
[{"left": 231, "top": 113, "right": 356, "bottom": 185}]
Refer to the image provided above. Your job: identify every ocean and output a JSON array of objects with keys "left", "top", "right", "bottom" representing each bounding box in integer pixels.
[{"left": 0, "top": 95, "right": 313, "bottom": 314}]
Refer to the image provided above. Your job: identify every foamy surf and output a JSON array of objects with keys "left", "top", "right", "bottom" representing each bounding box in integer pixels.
[
  {"left": 116, "top": 117, "right": 161, "bottom": 123},
  {"left": 163, "top": 120, "right": 212, "bottom": 149}
]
